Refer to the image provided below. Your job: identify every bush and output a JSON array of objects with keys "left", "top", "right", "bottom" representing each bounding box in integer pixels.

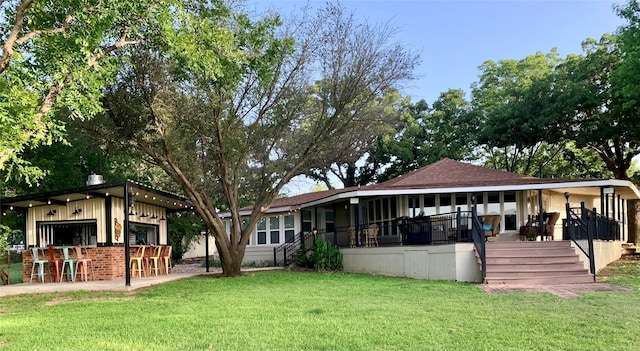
[{"left": 295, "top": 238, "right": 342, "bottom": 271}]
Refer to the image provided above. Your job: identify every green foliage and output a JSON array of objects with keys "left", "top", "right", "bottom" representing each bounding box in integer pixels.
[
  {"left": 167, "top": 212, "right": 205, "bottom": 260},
  {"left": 295, "top": 238, "right": 343, "bottom": 271},
  {"left": 0, "top": 0, "right": 178, "bottom": 185},
  {"left": 372, "top": 91, "right": 475, "bottom": 182}
]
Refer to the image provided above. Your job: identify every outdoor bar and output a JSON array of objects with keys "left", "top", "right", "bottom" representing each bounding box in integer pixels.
[{"left": 0, "top": 176, "right": 192, "bottom": 285}]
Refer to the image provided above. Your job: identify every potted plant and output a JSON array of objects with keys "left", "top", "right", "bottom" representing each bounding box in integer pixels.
[{"left": 526, "top": 230, "right": 537, "bottom": 241}]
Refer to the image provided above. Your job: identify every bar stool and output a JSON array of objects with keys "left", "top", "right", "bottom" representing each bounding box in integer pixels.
[
  {"left": 59, "top": 246, "right": 76, "bottom": 282},
  {"left": 148, "top": 246, "right": 163, "bottom": 276},
  {"left": 162, "top": 245, "right": 172, "bottom": 274},
  {"left": 130, "top": 246, "right": 146, "bottom": 278},
  {"left": 29, "top": 248, "right": 51, "bottom": 283},
  {"left": 47, "top": 246, "right": 62, "bottom": 282},
  {"left": 74, "top": 246, "right": 94, "bottom": 281}
]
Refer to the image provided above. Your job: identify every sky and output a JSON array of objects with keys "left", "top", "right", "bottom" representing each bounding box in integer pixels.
[
  {"left": 252, "top": 0, "right": 627, "bottom": 194},
  {"left": 256, "top": 0, "right": 625, "bottom": 104}
]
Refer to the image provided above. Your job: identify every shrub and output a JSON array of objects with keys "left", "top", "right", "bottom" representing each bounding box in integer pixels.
[{"left": 295, "top": 238, "right": 343, "bottom": 271}]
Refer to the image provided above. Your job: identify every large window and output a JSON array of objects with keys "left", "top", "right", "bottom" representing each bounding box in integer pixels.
[
  {"left": 257, "top": 218, "right": 267, "bottom": 245},
  {"left": 38, "top": 221, "right": 97, "bottom": 246},
  {"left": 284, "top": 215, "right": 295, "bottom": 242},
  {"left": 269, "top": 216, "right": 280, "bottom": 244},
  {"left": 504, "top": 192, "right": 517, "bottom": 230},
  {"left": 130, "top": 223, "right": 158, "bottom": 245}
]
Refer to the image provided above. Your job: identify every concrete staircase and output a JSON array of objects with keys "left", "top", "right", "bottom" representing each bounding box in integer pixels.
[{"left": 482, "top": 241, "right": 594, "bottom": 285}]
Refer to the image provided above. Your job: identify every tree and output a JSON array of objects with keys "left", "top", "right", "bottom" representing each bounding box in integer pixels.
[
  {"left": 97, "top": 2, "right": 418, "bottom": 277},
  {"left": 0, "top": 0, "right": 176, "bottom": 185},
  {"left": 469, "top": 50, "right": 564, "bottom": 175},
  {"left": 371, "top": 89, "right": 474, "bottom": 182},
  {"left": 306, "top": 90, "right": 408, "bottom": 188}
]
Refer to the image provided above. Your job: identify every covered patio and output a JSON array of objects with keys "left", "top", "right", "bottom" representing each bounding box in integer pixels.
[{"left": 1, "top": 177, "right": 193, "bottom": 285}]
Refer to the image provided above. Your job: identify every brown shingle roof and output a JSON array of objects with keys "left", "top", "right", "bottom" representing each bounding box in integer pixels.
[
  {"left": 371, "top": 158, "right": 539, "bottom": 190},
  {"left": 263, "top": 158, "right": 603, "bottom": 210}
]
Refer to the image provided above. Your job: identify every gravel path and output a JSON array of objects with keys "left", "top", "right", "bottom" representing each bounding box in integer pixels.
[{"left": 172, "top": 263, "right": 222, "bottom": 274}]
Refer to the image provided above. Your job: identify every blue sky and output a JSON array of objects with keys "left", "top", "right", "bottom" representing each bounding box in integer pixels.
[
  {"left": 252, "top": 0, "right": 627, "bottom": 194},
  {"left": 256, "top": 0, "right": 625, "bottom": 104}
]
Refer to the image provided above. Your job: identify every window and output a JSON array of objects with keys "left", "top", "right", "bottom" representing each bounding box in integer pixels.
[
  {"left": 257, "top": 218, "right": 267, "bottom": 245},
  {"left": 325, "top": 211, "right": 335, "bottom": 232},
  {"left": 455, "top": 193, "right": 468, "bottom": 210},
  {"left": 408, "top": 195, "right": 419, "bottom": 217},
  {"left": 284, "top": 215, "right": 295, "bottom": 242},
  {"left": 504, "top": 192, "right": 517, "bottom": 230},
  {"left": 130, "top": 223, "right": 158, "bottom": 245},
  {"left": 424, "top": 195, "right": 436, "bottom": 216},
  {"left": 487, "top": 192, "right": 500, "bottom": 214},
  {"left": 270, "top": 216, "right": 280, "bottom": 244},
  {"left": 38, "top": 221, "right": 97, "bottom": 247},
  {"left": 440, "top": 194, "right": 452, "bottom": 212},
  {"left": 302, "top": 210, "right": 312, "bottom": 233}
]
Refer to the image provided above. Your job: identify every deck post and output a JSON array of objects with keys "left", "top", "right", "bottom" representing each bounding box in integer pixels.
[{"left": 124, "top": 182, "right": 131, "bottom": 287}]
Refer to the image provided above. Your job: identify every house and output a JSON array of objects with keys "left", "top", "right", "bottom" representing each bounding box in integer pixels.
[
  {"left": 0, "top": 176, "right": 192, "bottom": 283},
  {"left": 228, "top": 159, "right": 640, "bottom": 283}
]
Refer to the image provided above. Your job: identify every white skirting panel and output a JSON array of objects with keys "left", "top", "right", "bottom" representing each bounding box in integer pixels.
[{"left": 341, "top": 243, "right": 482, "bottom": 282}]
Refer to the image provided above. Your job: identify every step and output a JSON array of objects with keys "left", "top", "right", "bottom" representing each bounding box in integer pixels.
[
  {"left": 485, "top": 262, "right": 586, "bottom": 271},
  {"left": 485, "top": 248, "right": 577, "bottom": 257},
  {"left": 484, "top": 256, "right": 580, "bottom": 265},
  {"left": 485, "top": 269, "right": 589, "bottom": 278},
  {"left": 484, "top": 274, "right": 594, "bottom": 285},
  {"left": 486, "top": 241, "right": 572, "bottom": 249}
]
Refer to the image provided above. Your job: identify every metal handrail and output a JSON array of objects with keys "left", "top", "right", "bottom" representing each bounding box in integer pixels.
[
  {"left": 565, "top": 202, "right": 596, "bottom": 280},
  {"left": 470, "top": 205, "right": 486, "bottom": 282},
  {"left": 273, "top": 231, "right": 315, "bottom": 266}
]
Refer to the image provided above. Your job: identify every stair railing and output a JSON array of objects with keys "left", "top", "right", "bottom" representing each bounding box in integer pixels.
[
  {"left": 564, "top": 201, "right": 596, "bottom": 280},
  {"left": 470, "top": 200, "right": 486, "bottom": 282},
  {"left": 273, "top": 231, "right": 316, "bottom": 266}
]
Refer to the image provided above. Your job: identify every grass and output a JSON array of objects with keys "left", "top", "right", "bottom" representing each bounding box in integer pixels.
[{"left": 0, "top": 261, "right": 639, "bottom": 351}]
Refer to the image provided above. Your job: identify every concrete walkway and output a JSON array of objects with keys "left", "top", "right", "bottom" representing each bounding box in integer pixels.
[{"left": 0, "top": 267, "right": 283, "bottom": 297}]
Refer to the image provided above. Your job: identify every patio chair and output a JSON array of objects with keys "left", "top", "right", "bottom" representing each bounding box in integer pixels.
[
  {"left": 543, "top": 212, "right": 560, "bottom": 240},
  {"left": 130, "top": 246, "right": 146, "bottom": 278},
  {"left": 47, "top": 246, "right": 62, "bottom": 283},
  {"left": 366, "top": 224, "right": 379, "bottom": 247},
  {"left": 30, "top": 248, "right": 51, "bottom": 284},
  {"left": 162, "top": 245, "right": 172, "bottom": 274},
  {"left": 347, "top": 227, "right": 356, "bottom": 247},
  {"left": 59, "top": 246, "right": 77, "bottom": 283},
  {"left": 74, "top": 246, "right": 95, "bottom": 281},
  {"left": 148, "top": 246, "right": 163, "bottom": 276}
]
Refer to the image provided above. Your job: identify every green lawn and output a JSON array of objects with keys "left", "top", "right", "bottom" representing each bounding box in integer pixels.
[{"left": 1, "top": 262, "right": 640, "bottom": 351}]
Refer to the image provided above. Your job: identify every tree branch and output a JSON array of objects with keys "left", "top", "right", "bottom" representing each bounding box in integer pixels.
[
  {"left": 0, "top": 0, "right": 34, "bottom": 74},
  {"left": 15, "top": 15, "right": 74, "bottom": 45}
]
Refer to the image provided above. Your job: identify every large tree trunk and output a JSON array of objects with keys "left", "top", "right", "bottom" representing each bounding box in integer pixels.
[
  {"left": 628, "top": 199, "right": 640, "bottom": 245},
  {"left": 220, "top": 251, "right": 242, "bottom": 277}
]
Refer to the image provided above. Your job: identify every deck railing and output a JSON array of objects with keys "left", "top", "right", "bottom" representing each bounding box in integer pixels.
[
  {"left": 563, "top": 202, "right": 596, "bottom": 280},
  {"left": 273, "top": 231, "right": 315, "bottom": 266},
  {"left": 470, "top": 205, "right": 486, "bottom": 282}
]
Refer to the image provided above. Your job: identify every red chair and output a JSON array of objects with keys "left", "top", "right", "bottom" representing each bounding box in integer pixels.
[{"left": 47, "top": 246, "right": 62, "bottom": 283}]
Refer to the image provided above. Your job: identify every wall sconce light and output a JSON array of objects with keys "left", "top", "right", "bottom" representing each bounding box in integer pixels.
[
  {"left": 159, "top": 215, "right": 166, "bottom": 221},
  {"left": 129, "top": 208, "right": 135, "bottom": 215},
  {"left": 72, "top": 208, "right": 82, "bottom": 215},
  {"left": 151, "top": 214, "right": 158, "bottom": 219},
  {"left": 140, "top": 212, "right": 148, "bottom": 218},
  {"left": 46, "top": 209, "right": 57, "bottom": 216}
]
